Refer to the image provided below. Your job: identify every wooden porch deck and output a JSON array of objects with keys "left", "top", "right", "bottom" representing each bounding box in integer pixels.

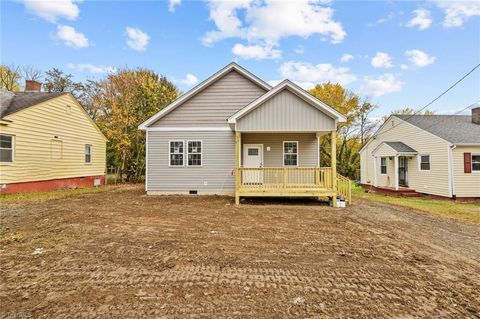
[{"left": 237, "top": 167, "right": 351, "bottom": 203}]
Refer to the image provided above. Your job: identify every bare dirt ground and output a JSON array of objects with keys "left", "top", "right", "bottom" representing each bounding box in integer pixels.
[{"left": 1, "top": 185, "right": 479, "bottom": 318}]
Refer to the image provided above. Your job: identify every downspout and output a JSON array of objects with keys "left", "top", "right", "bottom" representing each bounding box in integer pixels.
[{"left": 448, "top": 144, "right": 456, "bottom": 199}]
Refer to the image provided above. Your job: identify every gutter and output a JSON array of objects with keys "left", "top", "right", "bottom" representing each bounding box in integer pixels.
[{"left": 447, "top": 144, "right": 456, "bottom": 199}]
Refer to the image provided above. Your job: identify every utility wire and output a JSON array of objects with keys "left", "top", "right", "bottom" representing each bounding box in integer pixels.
[
  {"left": 390, "top": 99, "right": 479, "bottom": 141},
  {"left": 372, "top": 63, "right": 480, "bottom": 140}
]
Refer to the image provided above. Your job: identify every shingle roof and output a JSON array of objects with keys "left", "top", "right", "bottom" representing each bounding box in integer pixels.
[
  {"left": 0, "top": 90, "right": 68, "bottom": 118},
  {"left": 394, "top": 114, "right": 480, "bottom": 144},
  {"left": 385, "top": 141, "right": 417, "bottom": 153}
]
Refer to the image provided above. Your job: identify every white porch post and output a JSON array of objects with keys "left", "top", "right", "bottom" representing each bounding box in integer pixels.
[
  {"left": 394, "top": 155, "right": 399, "bottom": 190},
  {"left": 373, "top": 156, "right": 377, "bottom": 187}
]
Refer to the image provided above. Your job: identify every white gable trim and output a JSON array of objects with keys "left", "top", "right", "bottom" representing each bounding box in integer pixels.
[
  {"left": 371, "top": 142, "right": 417, "bottom": 156},
  {"left": 146, "top": 126, "right": 232, "bottom": 132},
  {"left": 138, "top": 62, "right": 271, "bottom": 130},
  {"left": 227, "top": 80, "right": 347, "bottom": 124}
]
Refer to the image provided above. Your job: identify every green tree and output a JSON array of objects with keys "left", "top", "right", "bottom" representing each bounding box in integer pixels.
[
  {"left": 382, "top": 107, "right": 435, "bottom": 122},
  {"left": 43, "top": 68, "right": 82, "bottom": 96},
  {"left": 96, "top": 68, "right": 179, "bottom": 182}
]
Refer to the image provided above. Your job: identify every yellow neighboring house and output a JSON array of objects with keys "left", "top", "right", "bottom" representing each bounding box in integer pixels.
[{"left": 0, "top": 81, "right": 107, "bottom": 194}]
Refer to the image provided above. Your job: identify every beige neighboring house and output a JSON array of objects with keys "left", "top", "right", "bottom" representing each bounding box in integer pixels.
[
  {"left": 139, "top": 62, "right": 352, "bottom": 205},
  {"left": 0, "top": 81, "right": 107, "bottom": 194},
  {"left": 360, "top": 108, "right": 480, "bottom": 199}
]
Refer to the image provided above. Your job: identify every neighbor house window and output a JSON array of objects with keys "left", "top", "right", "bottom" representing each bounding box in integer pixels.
[
  {"left": 420, "top": 155, "right": 430, "bottom": 171},
  {"left": 380, "top": 157, "right": 387, "bottom": 174},
  {"left": 169, "top": 141, "right": 184, "bottom": 166},
  {"left": 85, "top": 144, "right": 92, "bottom": 163},
  {"left": 472, "top": 155, "right": 480, "bottom": 172},
  {"left": 283, "top": 141, "right": 298, "bottom": 166},
  {"left": 187, "top": 141, "right": 202, "bottom": 166},
  {"left": 0, "top": 134, "right": 13, "bottom": 163}
]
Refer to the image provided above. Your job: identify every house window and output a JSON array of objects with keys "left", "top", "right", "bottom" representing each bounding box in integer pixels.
[
  {"left": 85, "top": 144, "right": 92, "bottom": 163},
  {"left": 169, "top": 141, "right": 184, "bottom": 166},
  {"left": 419, "top": 155, "right": 430, "bottom": 171},
  {"left": 283, "top": 141, "right": 298, "bottom": 166},
  {"left": 380, "top": 157, "right": 387, "bottom": 174},
  {"left": 472, "top": 155, "right": 480, "bottom": 172},
  {"left": 187, "top": 141, "right": 202, "bottom": 166},
  {"left": 0, "top": 134, "right": 13, "bottom": 163}
]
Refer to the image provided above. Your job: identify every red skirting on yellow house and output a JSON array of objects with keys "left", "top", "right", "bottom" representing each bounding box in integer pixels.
[{"left": 0, "top": 175, "right": 105, "bottom": 195}]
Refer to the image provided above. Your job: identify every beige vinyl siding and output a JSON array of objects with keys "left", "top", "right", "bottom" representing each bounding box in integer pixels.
[
  {"left": 452, "top": 145, "right": 480, "bottom": 197},
  {"left": 0, "top": 94, "right": 106, "bottom": 184},
  {"left": 150, "top": 70, "right": 266, "bottom": 128},
  {"left": 360, "top": 116, "right": 450, "bottom": 197},
  {"left": 237, "top": 90, "right": 336, "bottom": 132},
  {"left": 147, "top": 130, "right": 235, "bottom": 194},
  {"left": 241, "top": 133, "right": 318, "bottom": 167}
]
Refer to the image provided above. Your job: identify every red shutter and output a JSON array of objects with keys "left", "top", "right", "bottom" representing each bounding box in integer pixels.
[{"left": 464, "top": 153, "right": 472, "bottom": 173}]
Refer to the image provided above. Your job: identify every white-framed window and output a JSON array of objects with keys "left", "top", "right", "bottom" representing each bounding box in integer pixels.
[
  {"left": 169, "top": 140, "right": 184, "bottom": 166},
  {"left": 85, "top": 144, "right": 92, "bottom": 163},
  {"left": 380, "top": 157, "right": 387, "bottom": 174},
  {"left": 419, "top": 154, "right": 430, "bottom": 171},
  {"left": 187, "top": 140, "right": 202, "bottom": 167},
  {"left": 472, "top": 154, "right": 480, "bottom": 172},
  {"left": 0, "top": 134, "right": 13, "bottom": 163},
  {"left": 283, "top": 141, "right": 298, "bottom": 166}
]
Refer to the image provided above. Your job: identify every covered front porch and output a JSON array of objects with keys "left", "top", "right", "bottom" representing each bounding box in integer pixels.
[
  {"left": 234, "top": 131, "right": 351, "bottom": 205},
  {"left": 227, "top": 80, "right": 351, "bottom": 205}
]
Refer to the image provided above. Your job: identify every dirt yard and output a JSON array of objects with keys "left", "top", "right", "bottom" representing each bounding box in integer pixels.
[{"left": 1, "top": 185, "right": 479, "bottom": 318}]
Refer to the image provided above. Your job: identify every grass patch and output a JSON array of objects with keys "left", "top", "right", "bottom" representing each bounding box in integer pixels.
[
  {"left": 353, "top": 185, "right": 480, "bottom": 224},
  {"left": 0, "top": 186, "right": 107, "bottom": 204}
]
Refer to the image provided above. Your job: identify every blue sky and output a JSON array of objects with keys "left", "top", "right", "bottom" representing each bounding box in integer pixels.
[{"left": 2, "top": 0, "right": 479, "bottom": 117}]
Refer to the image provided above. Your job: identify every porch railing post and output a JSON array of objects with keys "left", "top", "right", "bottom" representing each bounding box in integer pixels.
[
  {"left": 331, "top": 131, "right": 337, "bottom": 207},
  {"left": 235, "top": 132, "right": 241, "bottom": 204},
  {"left": 283, "top": 168, "right": 287, "bottom": 189}
]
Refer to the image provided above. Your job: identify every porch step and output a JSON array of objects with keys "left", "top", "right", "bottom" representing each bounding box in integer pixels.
[{"left": 367, "top": 186, "right": 422, "bottom": 197}]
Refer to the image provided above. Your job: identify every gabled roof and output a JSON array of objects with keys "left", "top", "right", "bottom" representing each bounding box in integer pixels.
[
  {"left": 227, "top": 80, "right": 347, "bottom": 124},
  {"left": 394, "top": 114, "right": 480, "bottom": 145},
  {"left": 138, "top": 62, "right": 271, "bottom": 130},
  {"left": 1, "top": 90, "right": 67, "bottom": 118},
  {"left": 384, "top": 141, "right": 417, "bottom": 153}
]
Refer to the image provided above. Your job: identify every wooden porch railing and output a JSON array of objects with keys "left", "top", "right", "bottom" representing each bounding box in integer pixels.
[{"left": 237, "top": 167, "right": 352, "bottom": 203}]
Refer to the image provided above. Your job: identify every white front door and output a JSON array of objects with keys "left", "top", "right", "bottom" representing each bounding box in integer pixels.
[{"left": 242, "top": 144, "right": 263, "bottom": 184}]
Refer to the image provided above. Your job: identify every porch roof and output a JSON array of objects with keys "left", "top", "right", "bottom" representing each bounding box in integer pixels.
[{"left": 372, "top": 141, "right": 418, "bottom": 156}]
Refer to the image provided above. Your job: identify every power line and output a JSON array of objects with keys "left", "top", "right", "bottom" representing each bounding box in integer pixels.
[
  {"left": 391, "top": 100, "right": 479, "bottom": 141},
  {"left": 373, "top": 62, "right": 480, "bottom": 139}
]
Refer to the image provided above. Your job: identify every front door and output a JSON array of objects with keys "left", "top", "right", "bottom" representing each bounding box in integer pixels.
[
  {"left": 398, "top": 156, "right": 408, "bottom": 187},
  {"left": 242, "top": 144, "right": 263, "bottom": 184}
]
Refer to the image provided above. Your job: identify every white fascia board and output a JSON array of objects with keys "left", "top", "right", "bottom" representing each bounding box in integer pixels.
[
  {"left": 138, "top": 62, "right": 271, "bottom": 130},
  {"left": 146, "top": 126, "right": 233, "bottom": 131},
  {"left": 228, "top": 80, "right": 347, "bottom": 124}
]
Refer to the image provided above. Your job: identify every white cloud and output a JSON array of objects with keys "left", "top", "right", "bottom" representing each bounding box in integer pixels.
[
  {"left": 340, "top": 53, "right": 354, "bottom": 63},
  {"left": 400, "top": 64, "right": 409, "bottom": 70},
  {"left": 67, "top": 63, "right": 116, "bottom": 74},
  {"left": 232, "top": 43, "right": 281, "bottom": 60},
  {"left": 168, "top": 0, "right": 181, "bottom": 12},
  {"left": 54, "top": 25, "right": 89, "bottom": 49},
  {"left": 202, "top": 0, "right": 346, "bottom": 49},
  {"left": 295, "top": 45, "right": 305, "bottom": 54},
  {"left": 432, "top": 0, "right": 480, "bottom": 27},
  {"left": 371, "top": 52, "right": 393, "bottom": 68},
  {"left": 180, "top": 73, "right": 198, "bottom": 86},
  {"left": 358, "top": 74, "right": 403, "bottom": 97},
  {"left": 405, "top": 49, "right": 436, "bottom": 67},
  {"left": 20, "top": 0, "right": 80, "bottom": 23},
  {"left": 280, "top": 61, "right": 357, "bottom": 86},
  {"left": 367, "top": 12, "right": 394, "bottom": 27},
  {"left": 406, "top": 9, "right": 433, "bottom": 30},
  {"left": 125, "top": 27, "right": 150, "bottom": 51}
]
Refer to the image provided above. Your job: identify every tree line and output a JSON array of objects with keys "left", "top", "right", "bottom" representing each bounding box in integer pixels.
[{"left": 1, "top": 64, "right": 433, "bottom": 182}]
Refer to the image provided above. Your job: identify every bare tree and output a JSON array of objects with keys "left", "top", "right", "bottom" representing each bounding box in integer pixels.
[{"left": 22, "top": 65, "right": 43, "bottom": 82}]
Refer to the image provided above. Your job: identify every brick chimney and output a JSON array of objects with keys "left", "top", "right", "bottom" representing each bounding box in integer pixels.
[
  {"left": 473, "top": 107, "right": 480, "bottom": 125},
  {"left": 25, "top": 80, "right": 41, "bottom": 92}
]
